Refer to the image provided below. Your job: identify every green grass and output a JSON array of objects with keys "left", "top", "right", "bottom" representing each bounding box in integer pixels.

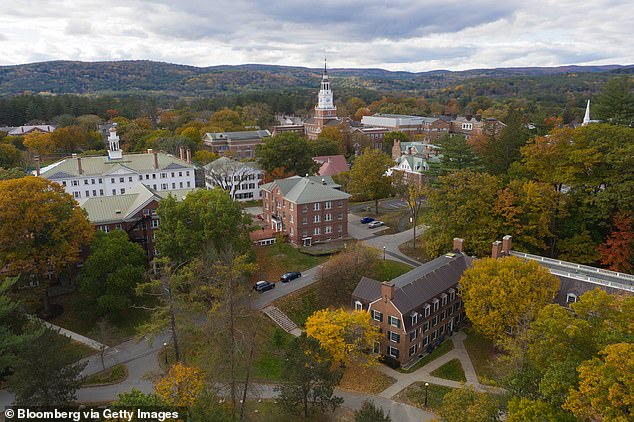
[
  {"left": 395, "top": 382, "right": 454, "bottom": 413},
  {"left": 463, "top": 327, "right": 500, "bottom": 385},
  {"left": 397, "top": 339, "right": 454, "bottom": 373},
  {"left": 67, "top": 339, "right": 98, "bottom": 360},
  {"left": 398, "top": 236, "right": 431, "bottom": 263},
  {"left": 251, "top": 243, "right": 329, "bottom": 283},
  {"left": 242, "top": 399, "right": 350, "bottom": 422},
  {"left": 83, "top": 364, "right": 128, "bottom": 386},
  {"left": 275, "top": 284, "right": 321, "bottom": 327},
  {"left": 430, "top": 358, "right": 466, "bottom": 382},
  {"left": 369, "top": 260, "right": 413, "bottom": 282},
  {"left": 251, "top": 316, "right": 295, "bottom": 382}
]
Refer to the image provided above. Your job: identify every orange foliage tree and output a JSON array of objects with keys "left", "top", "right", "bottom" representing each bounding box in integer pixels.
[
  {"left": 155, "top": 362, "right": 204, "bottom": 407},
  {"left": 597, "top": 211, "right": 634, "bottom": 273}
]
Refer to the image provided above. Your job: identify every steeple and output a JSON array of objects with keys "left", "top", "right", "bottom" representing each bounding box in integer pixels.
[
  {"left": 582, "top": 99, "right": 591, "bottom": 126},
  {"left": 107, "top": 124, "right": 122, "bottom": 160},
  {"left": 316, "top": 58, "right": 335, "bottom": 111}
]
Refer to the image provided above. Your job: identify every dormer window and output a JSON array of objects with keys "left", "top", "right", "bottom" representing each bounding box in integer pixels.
[
  {"left": 433, "top": 298, "right": 440, "bottom": 312},
  {"left": 354, "top": 301, "right": 363, "bottom": 311},
  {"left": 424, "top": 304, "right": 431, "bottom": 317}
]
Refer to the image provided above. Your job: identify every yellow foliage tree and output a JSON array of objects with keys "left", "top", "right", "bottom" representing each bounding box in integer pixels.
[
  {"left": 23, "top": 132, "right": 54, "bottom": 157},
  {"left": 564, "top": 342, "right": 634, "bottom": 422},
  {"left": 155, "top": 362, "right": 204, "bottom": 407},
  {"left": 459, "top": 256, "right": 559, "bottom": 346},
  {"left": 305, "top": 309, "right": 379, "bottom": 367}
]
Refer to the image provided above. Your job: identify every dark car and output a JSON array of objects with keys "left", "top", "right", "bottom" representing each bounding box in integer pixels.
[
  {"left": 253, "top": 280, "right": 275, "bottom": 292},
  {"left": 280, "top": 272, "right": 302, "bottom": 283},
  {"left": 360, "top": 217, "right": 375, "bottom": 224}
]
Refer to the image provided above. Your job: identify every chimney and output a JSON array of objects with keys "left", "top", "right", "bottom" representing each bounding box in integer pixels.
[
  {"left": 322, "top": 178, "right": 326, "bottom": 185},
  {"left": 72, "top": 153, "right": 83, "bottom": 175},
  {"left": 475, "top": 114, "right": 482, "bottom": 122},
  {"left": 186, "top": 148, "right": 192, "bottom": 164},
  {"left": 466, "top": 114, "right": 472, "bottom": 121},
  {"left": 179, "top": 146, "right": 185, "bottom": 161},
  {"left": 381, "top": 282, "right": 394, "bottom": 303},
  {"left": 492, "top": 241, "right": 503, "bottom": 259},
  {"left": 453, "top": 238, "right": 464, "bottom": 253},
  {"left": 35, "top": 156, "right": 40, "bottom": 176},
  {"left": 502, "top": 235, "right": 512, "bottom": 255},
  {"left": 153, "top": 152, "right": 159, "bottom": 170},
  {"left": 147, "top": 148, "right": 153, "bottom": 154}
]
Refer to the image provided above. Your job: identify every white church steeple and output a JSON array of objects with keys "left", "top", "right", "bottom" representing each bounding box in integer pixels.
[
  {"left": 582, "top": 99, "right": 591, "bottom": 126},
  {"left": 107, "top": 124, "right": 122, "bottom": 160},
  {"left": 316, "top": 58, "right": 336, "bottom": 111}
]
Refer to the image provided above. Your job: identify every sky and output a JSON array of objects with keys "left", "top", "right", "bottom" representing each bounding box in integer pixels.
[{"left": 1, "top": 0, "right": 632, "bottom": 72}]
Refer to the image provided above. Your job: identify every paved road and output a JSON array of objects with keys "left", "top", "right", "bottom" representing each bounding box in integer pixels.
[{"left": 250, "top": 264, "right": 322, "bottom": 309}]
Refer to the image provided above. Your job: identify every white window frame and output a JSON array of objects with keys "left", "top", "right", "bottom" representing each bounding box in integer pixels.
[{"left": 354, "top": 301, "right": 362, "bottom": 311}]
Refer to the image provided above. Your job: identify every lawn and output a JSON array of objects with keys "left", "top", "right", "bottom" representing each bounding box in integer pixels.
[
  {"left": 430, "top": 358, "right": 466, "bottom": 382},
  {"left": 394, "top": 382, "right": 454, "bottom": 413},
  {"left": 397, "top": 339, "right": 454, "bottom": 373},
  {"left": 369, "top": 260, "right": 413, "bottom": 282},
  {"left": 462, "top": 327, "right": 501, "bottom": 385},
  {"left": 83, "top": 364, "right": 128, "bottom": 386},
  {"left": 242, "top": 399, "right": 354, "bottom": 422},
  {"left": 251, "top": 315, "right": 295, "bottom": 382},
  {"left": 338, "top": 365, "right": 395, "bottom": 394},
  {"left": 398, "top": 236, "right": 431, "bottom": 263},
  {"left": 274, "top": 284, "right": 321, "bottom": 327},
  {"left": 251, "top": 243, "right": 329, "bottom": 283}
]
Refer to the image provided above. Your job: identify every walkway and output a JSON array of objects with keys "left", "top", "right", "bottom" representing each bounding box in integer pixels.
[
  {"left": 376, "top": 331, "right": 504, "bottom": 399},
  {"left": 39, "top": 318, "right": 107, "bottom": 350},
  {"left": 262, "top": 305, "right": 302, "bottom": 337}
]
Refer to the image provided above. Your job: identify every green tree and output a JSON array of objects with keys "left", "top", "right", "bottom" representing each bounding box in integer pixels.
[
  {"left": 112, "top": 388, "right": 165, "bottom": 407},
  {"left": 0, "top": 167, "right": 25, "bottom": 180},
  {"left": 440, "top": 386, "right": 499, "bottom": 422},
  {"left": 276, "top": 335, "right": 344, "bottom": 418},
  {"left": 428, "top": 133, "right": 482, "bottom": 178},
  {"left": 9, "top": 328, "right": 87, "bottom": 405},
  {"left": 354, "top": 400, "right": 391, "bottom": 422},
  {"left": 76, "top": 230, "right": 147, "bottom": 321},
  {"left": 318, "top": 126, "right": 346, "bottom": 154},
  {"left": 256, "top": 132, "right": 318, "bottom": 176},
  {"left": 210, "top": 109, "right": 244, "bottom": 131},
  {"left": 382, "top": 131, "right": 408, "bottom": 154},
  {"left": 594, "top": 76, "right": 634, "bottom": 126},
  {"left": 459, "top": 256, "right": 559, "bottom": 346},
  {"left": 422, "top": 170, "right": 500, "bottom": 257},
  {"left": 507, "top": 397, "right": 575, "bottom": 422},
  {"left": 0, "top": 143, "right": 21, "bottom": 168},
  {"left": 482, "top": 108, "right": 529, "bottom": 174},
  {"left": 348, "top": 149, "right": 394, "bottom": 214},
  {"left": 155, "top": 188, "right": 252, "bottom": 264},
  {"left": 310, "top": 137, "right": 339, "bottom": 156},
  {"left": 0, "top": 177, "right": 93, "bottom": 316}
]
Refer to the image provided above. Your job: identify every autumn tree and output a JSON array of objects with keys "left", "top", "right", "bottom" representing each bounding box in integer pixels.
[
  {"left": 459, "top": 256, "right": 559, "bottom": 346},
  {"left": 0, "top": 177, "right": 93, "bottom": 315},
  {"left": 256, "top": 132, "right": 319, "bottom": 176},
  {"left": 50, "top": 125, "right": 101, "bottom": 152},
  {"left": 155, "top": 188, "right": 252, "bottom": 264},
  {"left": 318, "top": 244, "right": 378, "bottom": 305},
  {"left": 318, "top": 126, "right": 346, "bottom": 154},
  {"left": 276, "top": 335, "right": 344, "bottom": 418},
  {"left": 440, "top": 386, "right": 499, "bottom": 422},
  {"left": 305, "top": 309, "right": 379, "bottom": 367},
  {"left": 564, "top": 342, "right": 634, "bottom": 421},
  {"left": 192, "top": 150, "right": 219, "bottom": 165},
  {"left": 23, "top": 132, "right": 53, "bottom": 157},
  {"left": 76, "top": 230, "right": 147, "bottom": 321},
  {"left": 210, "top": 108, "right": 244, "bottom": 131},
  {"left": 348, "top": 149, "right": 394, "bottom": 214},
  {"left": 0, "top": 143, "right": 21, "bottom": 168},
  {"left": 155, "top": 362, "right": 204, "bottom": 407},
  {"left": 507, "top": 397, "right": 574, "bottom": 422},
  {"left": 597, "top": 211, "right": 633, "bottom": 272},
  {"left": 0, "top": 167, "right": 25, "bottom": 180}
]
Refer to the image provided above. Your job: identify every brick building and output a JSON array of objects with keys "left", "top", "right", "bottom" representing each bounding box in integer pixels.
[
  {"left": 352, "top": 239, "right": 470, "bottom": 365},
  {"left": 202, "top": 130, "right": 271, "bottom": 159},
  {"left": 81, "top": 184, "right": 193, "bottom": 259},
  {"left": 260, "top": 175, "right": 350, "bottom": 246},
  {"left": 303, "top": 61, "right": 345, "bottom": 140}
]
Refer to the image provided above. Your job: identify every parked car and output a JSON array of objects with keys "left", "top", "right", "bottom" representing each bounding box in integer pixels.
[
  {"left": 368, "top": 221, "right": 384, "bottom": 228},
  {"left": 253, "top": 280, "right": 275, "bottom": 292},
  {"left": 360, "top": 217, "right": 375, "bottom": 224},
  {"left": 280, "top": 272, "right": 302, "bottom": 282}
]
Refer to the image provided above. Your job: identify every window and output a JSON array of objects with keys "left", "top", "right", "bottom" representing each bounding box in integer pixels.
[
  {"left": 99, "top": 189, "right": 104, "bottom": 196},
  {"left": 338, "top": 200, "right": 343, "bottom": 208},
  {"left": 411, "top": 313, "right": 418, "bottom": 326},
  {"left": 441, "top": 310, "right": 446, "bottom": 320},
  {"left": 99, "top": 178, "right": 103, "bottom": 183},
  {"left": 449, "top": 288, "right": 456, "bottom": 302},
  {"left": 151, "top": 219, "right": 160, "bottom": 228},
  {"left": 373, "top": 342, "right": 380, "bottom": 354},
  {"left": 186, "top": 181, "right": 191, "bottom": 188},
  {"left": 161, "top": 183, "right": 167, "bottom": 190},
  {"left": 99, "top": 225, "right": 109, "bottom": 233},
  {"left": 423, "top": 321, "right": 429, "bottom": 332},
  {"left": 432, "top": 316, "right": 438, "bottom": 327},
  {"left": 152, "top": 174, "right": 156, "bottom": 179},
  {"left": 313, "top": 227, "right": 320, "bottom": 235},
  {"left": 186, "top": 171, "right": 190, "bottom": 176},
  {"left": 441, "top": 294, "right": 448, "bottom": 307},
  {"left": 180, "top": 182, "right": 183, "bottom": 188},
  {"left": 566, "top": 293, "right": 578, "bottom": 305},
  {"left": 62, "top": 181, "right": 67, "bottom": 186},
  {"left": 120, "top": 188, "right": 125, "bottom": 194},
  {"left": 325, "top": 226, "right": 332, "bottom": 234},
  {"left": 325, "top": 213, "right": 332, "bottom": 221},
  {"left": 313, "top": 202, "right": 320, "bottom": 211},
  {"left": 423, "top": 336, "right": 429, "bottom": 346},
  {"left": 112, "top": 189, "right": 116, "bottom": 195},
  {"left": 325, "top": 201, "right": 332, "bottom": 209},
  {"left": 409, "top": 330, "right": 417, "bottom": 342},
  {"left": 424, "top": 304, "right": 431, "bottom": 317},
  {"left": 84, "top": 179, "right": 89, "bottom": 185},
  {"left": 302, "top": 205, "right": 308, "bottom": 213},
  {"left": 73, "top": 192, "right": 80, "bottom": 198},
  {"left": 85, "top": 190, "right": 89, "bottom": 197},
  {"left": 92, "top": 190, "right": 96, "bottom": 196},
  {"left": 171, "top": 172, "right": 175, "bottom": 177},
  {"left": 338, "top": 212, "right": 343, "bottom": 220},
  {"left": 139, "top": 175, "right": 143, "bottom": 180},
  {"left": 432, "top": 331, "right": 437, "bottom": 341},
  {"left": 388, "top": 346, "right": 399, "bottom": 359},
  {"left": 409, "top": 345, "right": 416, "bottom": 356},
  {"left": 119, "top": 177, "right": 124, "bottom": 183},
  {"left": 313, "top": 215, "right": 320, "bottom": 223},
  {"left": 354, "top": 301, "right": 363, "bottom": 311},
  {"left": 72, "top": 180, "right": 79, "bottom": 186},
  {"left": 115, "top": 223, "right": 122, "bottom": 230},
  {"left": 433, "top": 299, "right": 439, "bottom": 312},
  {"left": 161, "top": 173, "right": 167, "bottom": 178},
  {"left": 111, "top": 178, "right": 115, "bottom": 183},
  {"left": 302, "top": 216, "right": 308, "bottom": 225},
  {"left": 388, "top": 316, "right": 401, "bottom": 329},
  {"left": 372, "top": 310, "right": 383, "bottom": 322},
  {"left": 388, "top": 331, "right": 400, "bottom": 343},
  {"left": 143, "top": 209, "right": 150, "bottom": 216}
]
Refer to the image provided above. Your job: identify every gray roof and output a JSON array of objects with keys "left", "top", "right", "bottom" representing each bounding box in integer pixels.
[
  {"left": 204, "top": 130, "right": 271, "bottom": 142},
  {"left": 40, "top": 152, "right": 194, "bottom": 179},
  {"left": 352, "top": 253, "right": 472, "bottom": 315},
  {"left": 204, "top": 156, "right": 260, "bottom": 172},
  {"left": 260, "top": 176, "right": 349, "bottom": 205},
  {"left": 81, "top": 184, "right": 195, "bottom": 224}
]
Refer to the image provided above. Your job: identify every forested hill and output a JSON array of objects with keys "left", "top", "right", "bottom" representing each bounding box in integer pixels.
[{"left": 0, "top": 60, "right": 630, "bottom": 97}]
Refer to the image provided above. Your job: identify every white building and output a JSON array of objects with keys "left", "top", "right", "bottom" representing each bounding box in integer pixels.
[
  {"left": 203, "top": 156, "right": 263, "bottom": 201},
  {"left": 38, "top": 127, "right": 196, "bottom": 201}
]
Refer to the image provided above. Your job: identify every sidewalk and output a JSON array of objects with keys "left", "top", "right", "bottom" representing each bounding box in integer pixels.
[{"left": 38, "top": 318, "right": 106, "bottom": 350}]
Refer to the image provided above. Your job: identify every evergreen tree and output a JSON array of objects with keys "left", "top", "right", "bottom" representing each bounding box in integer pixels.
[
  {"left": 594, "top": 76, "right": 634, "bottom": 126},
  {"left": 354, "top": 400, "right": 391, "bottom": 422},
  {"left": 428, "top": 134, "right": 482, "bottom": 179}
]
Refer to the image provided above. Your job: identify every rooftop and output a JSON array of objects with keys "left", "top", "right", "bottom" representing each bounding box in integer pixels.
[
  {"left": 260, "top": 175, "right": 349, "bottom": 205},
  {"left": 204, "top": 130, "right": 271, "bottom": 141}
]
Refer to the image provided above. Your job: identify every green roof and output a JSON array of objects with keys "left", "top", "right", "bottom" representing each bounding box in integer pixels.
[{"left": 40, "top": 152, "right": 194, "bottom": 179}]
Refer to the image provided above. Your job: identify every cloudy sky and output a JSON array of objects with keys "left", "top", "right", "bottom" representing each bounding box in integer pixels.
[{"left": 1, "top": 0, "right": 632, "bottom": 71}]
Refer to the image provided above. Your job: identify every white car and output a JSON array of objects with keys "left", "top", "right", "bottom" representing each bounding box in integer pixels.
[{"left": 368, "top": 221, "right": 384, "bottom": 228}]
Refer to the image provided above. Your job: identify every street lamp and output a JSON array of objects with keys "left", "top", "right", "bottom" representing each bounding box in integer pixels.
[
  {"left": 410, "top": 216, "right": 415, "bottom": 249},
  {"left": 383, "top": 246, "right": 386, "bottom": 260},
  {"left": 424, "top": 382, "right": 429, "bottom": 407},
  {"left": 163, "top": 342, "right": 168, "bottom": 365}
]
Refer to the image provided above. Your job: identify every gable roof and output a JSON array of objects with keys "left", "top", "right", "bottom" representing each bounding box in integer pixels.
[
  {"left": 313, "top": 155, "right": 349, "bottom": 176},
  {"left": 204, "top": 156, "right": 260, "bottom": 172},
  {"left": 204, "top": 130, "right": 271, "bottom": 142},
  {"left": 260, "top": 176, "right": 349, "bottom": 204},
  {"left": 39, "top": 152, "right": 194, "bottom": 179},
  {"left": 352, "top": 252, "right": 472, "bottom": 315}
]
